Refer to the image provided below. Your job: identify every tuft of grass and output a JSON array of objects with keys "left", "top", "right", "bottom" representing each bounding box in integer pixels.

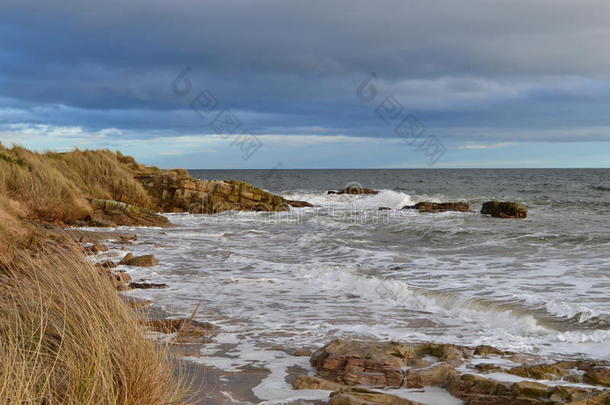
[{"left": 0, "top": 244, "right": 190, "bottom": 404}]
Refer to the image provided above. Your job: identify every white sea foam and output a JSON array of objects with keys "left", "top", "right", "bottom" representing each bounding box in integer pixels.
[
  {"left": 545, "top": 299, "right": 608, "bottom": 323},
  {"left": 298, "top": 266, "right": 550, "bottom": 336},
  {"left": 283, "top": 189, "right": 421, "bottom": 209}
]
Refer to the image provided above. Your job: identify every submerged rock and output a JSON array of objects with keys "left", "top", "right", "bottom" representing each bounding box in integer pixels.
[
  {"left": 481, "top": 200, "right": 528, "bottom": 218},
  {"left": 402, "top": 201, "right": 470, "bottom": 213},
  {"left": 129, "top": 282, "right": 168, "bottom": 289},
  {"left": 286, "top": 199, "right": 314, "bottom": 208},
  {"left": 122, "top": 254, "right": 159, "bottom": 267}
]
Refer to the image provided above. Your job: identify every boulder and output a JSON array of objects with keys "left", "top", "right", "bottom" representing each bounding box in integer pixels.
[
  {"left": 119, "top": 253, "right": 134, "bottom": 264},
  {"left": 310, "top": 339, "right": 415, "bottom": 388},
  {"left": 481, "top": 201, "right": 528, "bottom": 219},
  {"left": 402, "top": 202, "right": 470, "bottom": 213},
  {"left": 122, "top": 254, "right": 159, "bottom": 267}
]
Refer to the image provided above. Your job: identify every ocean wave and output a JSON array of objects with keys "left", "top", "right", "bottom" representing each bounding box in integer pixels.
[
  {"left": 282, "top": 189, "right": 425, "bottom": 210},
  {"left": 545, "top": 299, "right": 608, "bottom": 323},
  {"left": 298, "top": 266, "right": 550, "bottom": 336},
  {"left": 555, "top": 329, "right": 610, "bottom": 343}
]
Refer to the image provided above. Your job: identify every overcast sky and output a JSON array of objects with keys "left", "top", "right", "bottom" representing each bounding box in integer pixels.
[{"left": 2, "top": 0, "right": 610, "bottom": 168}]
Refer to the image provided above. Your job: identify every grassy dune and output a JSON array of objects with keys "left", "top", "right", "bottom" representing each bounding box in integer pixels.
[
  {"left": 0, "top": 245, "right": 188, "bottom": 404},
  {"left": 0, "top": 145, "right": 189, "bottom": 404},
  {"left": 0, "top": 145, "right": 154, "bottom": 225}
]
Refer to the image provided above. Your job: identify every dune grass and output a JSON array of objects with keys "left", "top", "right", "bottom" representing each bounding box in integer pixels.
[
  {"left": 0, "top": 243, "right": 189, "bottom": 404},
  {"left": 0, "top": 144, "right": 153, "bottom": 224}
]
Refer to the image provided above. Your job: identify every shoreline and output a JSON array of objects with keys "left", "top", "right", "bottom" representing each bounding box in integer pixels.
[{"left": 80, "top": 216, "right": 610, "bottom": 405}]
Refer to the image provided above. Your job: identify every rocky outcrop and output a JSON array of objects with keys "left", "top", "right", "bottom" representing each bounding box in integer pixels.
[
  {"left": 135, "top": 171, "right": 289, "bottom": 214},
  {"left": 297, "top": 339, "right": 610, "bottom": 405},
  {"left": 481, "top": 201, "right": 528, "bottom": 219},
  {"left": 310, "top": 339, "right": 468, "bottom": 388},
  {"left": 86, "top": 198, "right": 171, "bottom": 227},
  {"left": 310, "top": 340, "right": 415, "bottom": 388},
  {"left": 402, "top": 201, "right": 470, "bottom": 213}
]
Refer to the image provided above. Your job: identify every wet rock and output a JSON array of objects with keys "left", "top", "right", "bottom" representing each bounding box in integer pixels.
[
  {"left": 293, "top": 375, "right": 345, "bottom": 391},
  {"left": 92, "top": 241, "right": 108, "bottom": 252},
  {"left": 585, "top": 367, "right": 610, "bottom": 386},
  {"left": 508, "top": 364, "right": 568, "bottom": 380},
  {"left": 123, "top": 254, "right": 159, "bottom": 267},
  {"left": 129, "top": 282, "right": 168, "bottom": 289},
  {"left": 550, "top": 386, "right": 593, "bottom": 403},
  {"left": 115, "top": 271, "right": 132, "bottom": 284},
  {"left": 474, "top": 345, "right": 507, "bottom": 356},
  {"left": 87, "top": 198, "right": 172, "bottom": 227},
  {"left": 406, "top": 363, "right": 457, "bottom": 388},
  {"left": 328, "top": 388, "right": 422, "bottom": 405},
  {"left": 294, "top": 348, "right": 313, "bottom": 357},
  {"left": 413, "top": 342, "right": 469, "bottom": 364},
  {"left": 568, "top": 392, "right": 610, "bottom": 405},
  {"left": 481, "top": 201, "right": 528, "bottom": 219},
  {"left": 402, "top": 201, "right": 470, "bottom": 213},
  {"left": 146, "top": 318, "right": 219, "bottom": 342},
  {"left": 119, "top": 253, "right": 134, "bottom": 264},
  {"left": 310, "top": 339, "right": 415, "bottom": 388},
  {"left": 514, "top": 381, "right": 552, "bottom": 398},
  {"left": 287, "top": 200, "right": 314, "bottom": 208}
]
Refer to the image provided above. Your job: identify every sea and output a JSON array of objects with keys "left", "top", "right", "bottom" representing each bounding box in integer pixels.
[{"left": 105, "top": 169, "right": 610, "bottom": 404}]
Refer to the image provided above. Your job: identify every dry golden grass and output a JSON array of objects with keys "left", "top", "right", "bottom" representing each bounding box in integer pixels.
[
  {"left": 0, "top": 144, "right": 153, "bottom": 224},
  {"left": 0, "top": 244, "right": 189, "bottom": 404}
]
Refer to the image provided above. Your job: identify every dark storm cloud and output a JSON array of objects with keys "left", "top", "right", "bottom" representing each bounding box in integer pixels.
[{"left": 1, "top": 0, "right": 610, "bottom": 140}]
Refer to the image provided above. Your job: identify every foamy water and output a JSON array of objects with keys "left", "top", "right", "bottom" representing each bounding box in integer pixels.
[{"left": 97, "top": 169, "right": 610, "bottom": 403}]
